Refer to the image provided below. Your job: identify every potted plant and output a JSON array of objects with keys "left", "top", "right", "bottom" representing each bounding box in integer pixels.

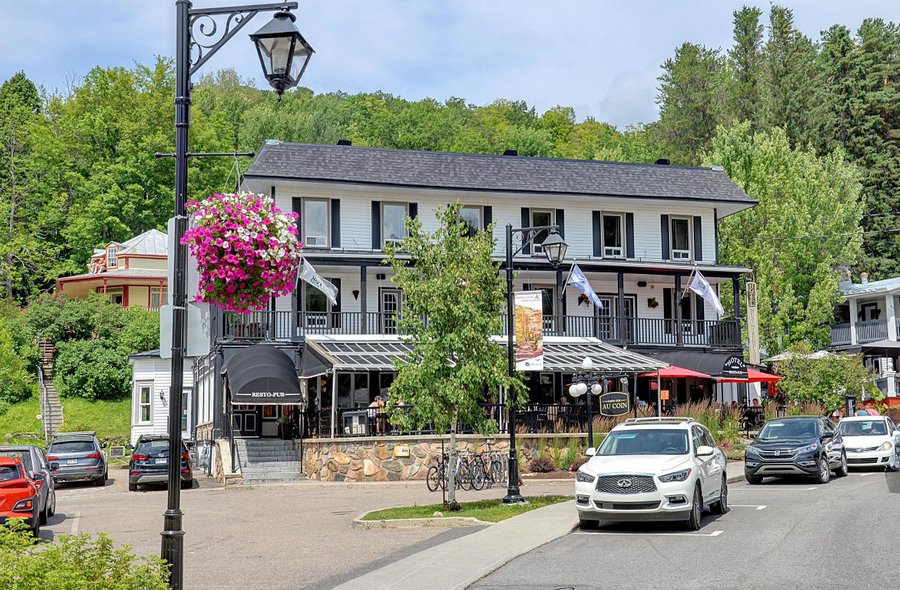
[{"left": 277, "top": 412, "right": 294, "bottom": 440}]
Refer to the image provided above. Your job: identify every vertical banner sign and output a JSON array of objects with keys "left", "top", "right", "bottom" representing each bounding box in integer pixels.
[
  {"left": 746, "top": 281, "right": 760, "bottom": 365},
  {"left": 514, "top": 291, "right": 544, "bottom": 371}
]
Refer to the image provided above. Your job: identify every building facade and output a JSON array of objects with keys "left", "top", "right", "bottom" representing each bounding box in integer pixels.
[
  {"left": 56, "top": 229, "right": 168, "bottom": 310},
  {"left": 190, "top": 141, "right": 757, "bottom": 441}
]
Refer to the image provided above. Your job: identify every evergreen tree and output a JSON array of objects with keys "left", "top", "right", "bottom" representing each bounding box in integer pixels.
[{"left": 727, "top": 6, "right": 764, "bottom": 127}]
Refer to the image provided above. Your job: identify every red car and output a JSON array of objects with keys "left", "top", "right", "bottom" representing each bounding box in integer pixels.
[{"left": 0, "top": 456, "right": 41, "bottom": 536}]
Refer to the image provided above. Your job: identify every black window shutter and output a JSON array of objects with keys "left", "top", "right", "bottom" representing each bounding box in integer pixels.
[
  {"left": 555, "top": 209, "right": 565, "bottom": 238},
  {"left": 592, "top": 212, "right": 601, "bottom": 257},
  {"left": 626, "top": 213, "right": 635, "bottom": 259},
  {"left": 663, "top": 288, "right": 673, "bottom": 334},
  {"left": 409, "top": 202, "right": 418, "bottom": 219},
  {"left": 292, "top": 196, "right": 302, "bottom": 237},
  {"left": 483, "top": 206, "right": 492, "bottom": 230},
  {"left": 332, "top": 279, "right": 342, "bottom": 312},
  {"left": 331, "top": 199, "right": 341, "bottom": 248},
  {"left": 661, "top": 215, "right": 670, "bottom": 260},
  {"left": 695, "top": 293, "right": 705, "bottom": 321},
  {"left": 521, "top": 208, "right": 531, "bottom": 254},
  {"left": 372, "top": 201, "right": 381, "bottom": 249},
  {"left": 693, "top": 216, "right": 703, "bottom": 261}
]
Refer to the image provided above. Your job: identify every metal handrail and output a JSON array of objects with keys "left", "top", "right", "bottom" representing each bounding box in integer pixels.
[{"left": 36, "top": 364, "right": 50, "bottom": 446}]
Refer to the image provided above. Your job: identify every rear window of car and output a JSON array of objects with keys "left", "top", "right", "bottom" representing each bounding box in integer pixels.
[
  {"left": 49, "top": 441, "right": 96, "bottom": 453},
  {"left": 0, "top": 451, "right": 32, "bottom": 471},
  {"left": 137, "top": 440, "right": 170, "bottom": 454},
  {"left": 0, "top": 465, "right": 20, "bottom": 481}
]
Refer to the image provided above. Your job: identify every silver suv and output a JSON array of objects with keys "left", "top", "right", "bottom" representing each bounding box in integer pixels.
[{"left": 47, "top": 432, "right": 108, "bottom": 486}]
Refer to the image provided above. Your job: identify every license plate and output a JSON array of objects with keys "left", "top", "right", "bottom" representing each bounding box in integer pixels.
[
  {"left": 67, "top": 459, "right": 78, "bottom": 465},
  {"left": 155, "top": 458, "right": 167, "bottom": 464}
]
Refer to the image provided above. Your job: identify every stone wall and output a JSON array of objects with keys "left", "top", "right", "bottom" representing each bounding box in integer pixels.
[{"left": 299, "top": 433, "right": 592, "bottom": 482}]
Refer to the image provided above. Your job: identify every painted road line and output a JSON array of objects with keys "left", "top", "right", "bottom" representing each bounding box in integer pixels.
[
  {"left": 574, "top": 530, "right": 724, "bottom": 538},
  {"left": 70, "top": 512, "right": 80, "bottom": 535},
  {"left": 730, "top": 504, "right": 767, "bottom": 510},
  {"left": 859, "top": 473, "right": 877, "bottom": 477}
]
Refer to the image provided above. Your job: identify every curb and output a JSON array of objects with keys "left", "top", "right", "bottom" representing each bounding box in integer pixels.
[{"left": 353, "top": 513, "right": 490, "bottom": 529}]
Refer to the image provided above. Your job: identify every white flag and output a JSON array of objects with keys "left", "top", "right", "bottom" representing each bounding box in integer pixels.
[
  {"left": 688, "top": 269, "right": 724, "bottom": 316},
  {"left": 566, "top": 264, "right": 603, "bottom": 308},
  {"left": 299, "top": 260, "right": 339, "bottom": 306}
]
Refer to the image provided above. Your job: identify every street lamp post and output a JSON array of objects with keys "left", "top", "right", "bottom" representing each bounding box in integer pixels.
[
  {"left": 504, "top": 224, "right": 567, "bottom": 504},
  {"left": 569, "top": 357, "right": 604, "bottom": 448},
  {"left": 164, "top": 3, "right": 312, "bottom": 588}
]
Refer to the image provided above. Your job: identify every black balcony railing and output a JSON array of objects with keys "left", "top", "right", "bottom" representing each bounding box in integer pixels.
[{"left": 221, "top": 310, "right": 741, "bottom": 348}]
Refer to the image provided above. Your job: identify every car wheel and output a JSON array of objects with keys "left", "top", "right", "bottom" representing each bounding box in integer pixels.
[
  {"left": 128, "top": 482, "right": 138, "bottom": 492},
  {"left": 711, "top": 477, "right": 729, "bottom": 515},
  {"left": 39, "top": 504, "right": 48, "bottom": 525},
  {"left": 578, "top": 517, "right": 599, "bottom": 530},
  {"left": 745, "top": 474, "right": 763, "bottom": 485},
  {"left": 815, "top": 455, "right": 831, "bottom": 484},
  {"left": 835, "top": 452, "right": 849, "bottom": 478},
  {"left": 47, "top": 491, "right": 56, "bottom": 517},
  {"left": 686, "top": 486, "right": 702, "bottom": 531},
  {"left": 181, "top": 479, "right": 193, "bottom": 490}
]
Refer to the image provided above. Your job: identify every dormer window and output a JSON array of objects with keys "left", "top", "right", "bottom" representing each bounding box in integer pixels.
[{"left": 107, "top": 247, "right": 118, "bottom": 269}]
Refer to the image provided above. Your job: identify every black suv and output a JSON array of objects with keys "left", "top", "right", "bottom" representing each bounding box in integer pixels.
[
  {"left": 128, "top": 435, "right": 193, "bottom": 492},
  {"left": 745, "top": 416, "right": 847, "bottom": 484}
]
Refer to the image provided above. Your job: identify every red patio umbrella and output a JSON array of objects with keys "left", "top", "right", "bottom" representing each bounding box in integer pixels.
[
  {"left": 640, "top": 365, "right": 712, "bottom": 379},
  {"left": 718, "top": 368, "right": 780, "bottom": 383}
]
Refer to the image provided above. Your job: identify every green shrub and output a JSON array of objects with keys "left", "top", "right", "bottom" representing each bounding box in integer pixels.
[
  {"left": 559, "top": 437, "right": 579, "bottom": 471},
  {"left": 0, "top": 322, "right": 33, "bottom": 404},
  {"left": 118, "top": 307, "right": 160, "bottom": 355},
  {"left": 0, "top": 520, "right": 169, "bottom": 590},
  {"left": 569, "top": 456, "right": 589, "bottom": 472},
  {"left": 528, "top": 456, "right": 555, "bottom": 473},
  {"left": 54, "top": 338, "right": 130, "bottom": 400}
]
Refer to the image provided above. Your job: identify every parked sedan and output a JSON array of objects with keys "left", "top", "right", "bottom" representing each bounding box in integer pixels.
[
  {"left": 837, "top": 416, "right": 900, "bottom": 471},
  {"left": 47, "top": 432, "right": 108, "bottom": 486},
  {"left": 128, "top": 435, "right": 193, "bottom": 492},
  {"left": 0, "top": 445, "right": 56, "bottom": 525},
  {"left": 0, "top": 456, "right": 43, "bottom": 536}
]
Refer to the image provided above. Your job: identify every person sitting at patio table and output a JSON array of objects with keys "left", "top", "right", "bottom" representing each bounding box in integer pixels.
[{"left": 368, "top": 395, "right": 386, "bottom": 434}]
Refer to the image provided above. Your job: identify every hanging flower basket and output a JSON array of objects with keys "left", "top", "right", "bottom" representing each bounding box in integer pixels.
[{"left": 181, "top": 192, "right": 301, "bottom": 313}]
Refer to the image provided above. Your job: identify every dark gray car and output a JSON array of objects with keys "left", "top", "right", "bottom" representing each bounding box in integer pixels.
[
  {"left": 0, "top": 445, "right": 57, "bottom": 524},
  {"left": 47, "top": 432, "right": 108, "bottom": 486}
]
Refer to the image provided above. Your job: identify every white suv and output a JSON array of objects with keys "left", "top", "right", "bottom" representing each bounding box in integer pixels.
[{"left": 575, "top": 417, "right": 729, "bottom": 530}]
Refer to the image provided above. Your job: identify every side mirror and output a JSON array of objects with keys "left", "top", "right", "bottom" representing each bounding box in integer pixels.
[
  {"left": 586, "top": 447, "right": 596, "bottom": 457},
  {"left": 49, "top": 462, "right": 59, "bottom": 471},
  {"left": 31, "top": 471, "right": 45, "bottom": 481},
  {"left": 101, "top": 442, "right": 108, "bottom": 449},
  {"left": 696, "top": 445, "right": 715, "bottom": 457},
  {"left": 893, "top": 431, "right": 900, "bottom": 439},
  {"left": 821, "top": 432, "right": 834, "bottom": 441}
]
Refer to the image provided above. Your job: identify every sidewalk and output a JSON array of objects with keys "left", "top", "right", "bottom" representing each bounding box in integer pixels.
[{"left": 334, "top": 462, "right": 746, "bottom": 590}]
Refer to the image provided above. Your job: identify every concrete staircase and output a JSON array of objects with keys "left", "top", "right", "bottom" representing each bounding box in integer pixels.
[
  {"left": 233, "top": 439, "right": 305, "bottom": 484},
  {"left": 37, "top": 341, "right": 64, "bottom": 444}
]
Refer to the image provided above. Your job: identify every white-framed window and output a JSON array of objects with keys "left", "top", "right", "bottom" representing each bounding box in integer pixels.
[
  {"left": 137, "top": 383, "right": 152, "bottom": 424},
  {"left": 303, "top": 198, "right": 330, "bottom": 248},
  {"left": 460, "top": 206, "right": 482, "bottom": 237},
  {"left": 107, "top": 247, "right": 118, "bottom": 269},
  {"left": 670, "top": 217, "right": 692, "bottom": 260},
  {"left": 382, "top": 202, "right": 408, "bottom": 246},
  {"left": 104, "top": 287, "right": 124, "bottom": 306},
  {"left": 150, "top": 287, "right": 167, "bottom": 310},
  {"left": 530, "top": 209, "right": 555, "bottom": 254},
  {"left": 602, "top": 213, "right": 624, "bottom": 258}
]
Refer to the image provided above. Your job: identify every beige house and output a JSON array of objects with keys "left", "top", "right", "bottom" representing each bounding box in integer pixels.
[{"left": 56, "top": 229, "right": 168, "bottom": 310}]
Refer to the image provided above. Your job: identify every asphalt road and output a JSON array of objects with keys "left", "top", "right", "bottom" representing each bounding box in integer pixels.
[
  {"left": 471, "top": 469, "right": 900, "bottom": 590},
  {"left": 41, "top": 468, "right": 573, "bottom": 590}
]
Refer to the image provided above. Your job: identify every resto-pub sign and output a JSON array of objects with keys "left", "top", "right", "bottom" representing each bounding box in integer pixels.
[{"left": 599, "top": 392, "right": 630, "bottom": 416}]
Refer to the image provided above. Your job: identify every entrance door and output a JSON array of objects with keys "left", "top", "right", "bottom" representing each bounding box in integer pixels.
[
  {"left": 232, "top": 405, "right": 259, "bottom": 437},
  {"left": 381, "top": 289, "right": 403, "bottom": 334},
  {"left": 261, "top": 405, "right": 279, "bottom": 437}
]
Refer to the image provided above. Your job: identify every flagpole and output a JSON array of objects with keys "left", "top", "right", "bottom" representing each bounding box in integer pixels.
[
  {"left": 559, "top": 262, "right": 577, "bottom": 299},
  {"left": 680, "top": 266, "right": 697, "bottom": 301}
]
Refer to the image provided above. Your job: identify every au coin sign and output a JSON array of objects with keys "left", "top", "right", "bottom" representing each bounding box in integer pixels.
[{"left": 599, "top": 392, "right": 630, "bottom": 416}]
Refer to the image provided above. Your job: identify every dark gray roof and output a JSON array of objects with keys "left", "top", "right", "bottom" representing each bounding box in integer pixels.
[{"left": 245, "top": 141, "right": 755, "bottom": 204}]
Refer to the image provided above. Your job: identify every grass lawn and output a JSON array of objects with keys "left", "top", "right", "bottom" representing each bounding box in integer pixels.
[
  {"left": 361, "top": 495, "right": 571, "bottom": 523},
  {"left": 0, "top": 396, "right": 131, "bottom": 446}
]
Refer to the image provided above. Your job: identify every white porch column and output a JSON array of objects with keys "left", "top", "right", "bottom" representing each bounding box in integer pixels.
[
  {"left": 887, "top": 294, "right": 897, "bottom": 341},
  {"left": 849, "top": 298, "right": 858, "bottom": 345}
]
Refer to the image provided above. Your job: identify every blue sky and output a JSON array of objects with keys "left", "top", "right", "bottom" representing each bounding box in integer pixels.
[{"left": 1, "top": 1, "right": 898, "bottom": 129}]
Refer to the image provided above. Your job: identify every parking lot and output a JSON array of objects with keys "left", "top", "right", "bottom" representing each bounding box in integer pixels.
[
  {"left": 473, "top": 470, "right": 900, "bottom": 590},
  {"left": 42, "top": 468, "right": 573, "bottom": 590}
]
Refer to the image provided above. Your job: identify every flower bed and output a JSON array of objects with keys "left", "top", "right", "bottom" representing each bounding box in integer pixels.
[{"left": 181, "top": 192, "right": 301, "bottom": 313}]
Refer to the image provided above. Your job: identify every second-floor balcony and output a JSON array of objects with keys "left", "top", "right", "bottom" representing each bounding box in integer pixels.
[
  {"left": 222, "top": 310, "right": 741, "bottom": 349},
  {"left": 830, "top": 318, "right": 892, "bottom": 346}
]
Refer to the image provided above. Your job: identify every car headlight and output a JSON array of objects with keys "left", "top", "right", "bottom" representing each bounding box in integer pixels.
[
  {"left": 746, "top": 446, "right": 761, "bottom": 456},
  {"left": 576, "top": 470, "right": 596, "bottom": 484},
  {"left": 878, "top": 441, "right": 893, "bottom": 452},
  {"left": 658, "top": 468, "right": 692, "bottom": 482},
  {"left": 794, "top": 443, "right": 818, "bottom": 455}
]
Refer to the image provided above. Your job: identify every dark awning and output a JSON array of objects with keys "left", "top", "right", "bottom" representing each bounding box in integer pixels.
[
  {"left": 224, "top": 344, "right": 301, "bottom": 404},
  {"left": 537, "top": 338, "right": 668, "bottom": 373},
  {"left": 299, "top": 345, "right": 332, "bottom": 378},
  {"left": 645, "top": 350, "right": 747, "bottom": 380}
]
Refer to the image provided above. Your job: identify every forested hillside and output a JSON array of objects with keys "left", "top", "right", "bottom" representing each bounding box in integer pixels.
[{"left": 0, "top": 4, "right": 896, "bottom": 355}]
